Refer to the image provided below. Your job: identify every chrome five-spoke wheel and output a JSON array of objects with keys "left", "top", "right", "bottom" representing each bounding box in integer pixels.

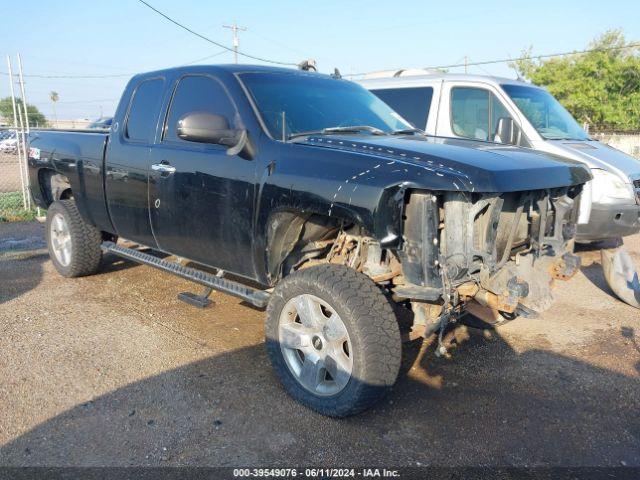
[
  {"left": 279, "top": 294, "right": 353, "bottom": 396},
  {"left": 266, "top": 265, "right": 401, "bottom": 417},
  {"left": 50, "top": 212, "right": 72, "bottom": 267},
  {"left": 45, "top": 200, "right": 103, "bottom": 278}
]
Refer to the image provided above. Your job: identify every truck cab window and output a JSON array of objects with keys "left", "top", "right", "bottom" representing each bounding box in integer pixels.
[
  {"left": 125, "top": 78, "right": 164, "bottom": 143},
  {"left": 370, "top": 87, "right": 433, "bottom": 130},
  {"left": 164, "top": 75, "right": 237, "bottom": 143},
  {"left": 451, "top": 87, "right": 514, "bottom": 143}
]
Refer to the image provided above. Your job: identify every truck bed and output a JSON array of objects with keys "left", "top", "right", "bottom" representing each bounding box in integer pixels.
[{"left": 29, "top": 129, "right": 111, "bottom": 231}]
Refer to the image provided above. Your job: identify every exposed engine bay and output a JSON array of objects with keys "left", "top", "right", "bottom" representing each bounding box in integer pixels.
[{"left": 395, "top": 187, "right": 583, "bottom": 338}]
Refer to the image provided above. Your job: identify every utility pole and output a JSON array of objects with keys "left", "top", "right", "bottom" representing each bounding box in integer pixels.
[
  {"left": 223, "top": 21, "right": 247, "bottom": 64},
  {"left": 17, "top": 54, "right": 29, "bottom": 135}
]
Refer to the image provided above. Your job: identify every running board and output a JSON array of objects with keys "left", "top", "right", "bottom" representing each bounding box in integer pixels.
[{"left": 101, "top": 241, "right": 270, "bottom": 308}]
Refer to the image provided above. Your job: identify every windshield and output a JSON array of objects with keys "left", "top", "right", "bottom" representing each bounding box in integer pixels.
[
  {"left": 239, "top": 72, "right": 412, "bottom": 139},
  {"left": 501, "top": 84, "right": 589, "bottom": 141}
]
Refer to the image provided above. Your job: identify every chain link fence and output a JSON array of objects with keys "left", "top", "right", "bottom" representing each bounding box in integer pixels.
[{"left": 0, "top": 127, "right": 39, "bottom": 222}]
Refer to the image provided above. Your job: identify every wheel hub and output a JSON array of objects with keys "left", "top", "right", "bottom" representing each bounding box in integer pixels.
[
  {"left": 312, "top": 335, "right": 323, "bottom": 351},
  {"left": 278, "top": 294, "right": 353, "bottom": 396}
]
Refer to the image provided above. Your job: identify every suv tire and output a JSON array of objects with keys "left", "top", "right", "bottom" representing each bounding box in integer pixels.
[
  {"left": 46, "top": 199, "right": 102, "bottom": 277},
  {"left": 265, "top": 264, "right": 401, "bottom": 417}
]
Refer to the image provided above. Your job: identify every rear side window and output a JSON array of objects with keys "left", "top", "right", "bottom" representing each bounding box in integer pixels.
[
  {"left": 370, "top": 87, "right": 433, "bottom": 129},
  {"left": 164, "top": 75, "right": 238, "bottom": 143},
  {"left": 125, "top": 78, "right": 164, "bottom": 142}
]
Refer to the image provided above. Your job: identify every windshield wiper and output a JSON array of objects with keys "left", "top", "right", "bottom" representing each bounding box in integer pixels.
[
  {"left": 390, "top": 128, "right": 424, "bottom": 136},
  {"left": 289, "top": 125, "right": 386, "bottom": 140}
]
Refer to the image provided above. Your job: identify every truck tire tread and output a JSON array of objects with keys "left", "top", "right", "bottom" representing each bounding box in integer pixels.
[
  {"left": 46, "top": 199, "right": 102, "bottom": 277},
  {"left": 265, "top": 264, "right": 401, "bottom": 417}
]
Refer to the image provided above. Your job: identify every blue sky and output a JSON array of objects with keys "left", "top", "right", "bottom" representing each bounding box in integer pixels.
[{"left": 1, "top": 0, "right": 639, "bottom": 120}]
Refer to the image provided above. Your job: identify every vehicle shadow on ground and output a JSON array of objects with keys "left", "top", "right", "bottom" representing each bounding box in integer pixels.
[
  {"left": 575, "top": 243, "right": 617, "bottom": 298},
  {"left": 97, "top": 253, "right": 142, "bottom": 276},
  {"left": 1, "top": 323, "right": 639, "bottom": 467},
  {"left": 0, "top": 221, "right": 47, "bottom": 304},
  {"left": 0, "top": 253, "right": 46, "bottom": 305},
  {"left": 0, "top": 252, "right": 142, "bottom": 305}
]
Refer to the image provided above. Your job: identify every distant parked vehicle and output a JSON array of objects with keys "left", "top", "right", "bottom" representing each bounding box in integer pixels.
[
  {"left": 86, "top": 117, "right": 113, "bottom": 130},
  {"left": 0, "top": 130, "right": 18, "bottom": 153}
]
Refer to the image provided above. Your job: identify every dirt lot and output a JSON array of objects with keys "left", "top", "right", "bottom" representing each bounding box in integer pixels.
[{"left": 0, "top": 221, "right": 639, "bottom": 467}]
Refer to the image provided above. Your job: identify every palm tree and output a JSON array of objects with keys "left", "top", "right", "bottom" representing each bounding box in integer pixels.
[{"left": 49, "top": 91, "right": 59, "bottom": 128}]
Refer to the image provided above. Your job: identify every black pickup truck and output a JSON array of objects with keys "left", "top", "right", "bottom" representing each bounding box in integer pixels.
[{"left": 28, "top": 65, "right": 590, "bottom": 416}]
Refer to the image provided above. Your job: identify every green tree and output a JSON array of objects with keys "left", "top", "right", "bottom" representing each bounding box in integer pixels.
[
  {"left": 512, "top": 30, "right": 640, "bottom": 131},
  {"left": 0, "top": 97, "right": 47, "bottom": 127}
]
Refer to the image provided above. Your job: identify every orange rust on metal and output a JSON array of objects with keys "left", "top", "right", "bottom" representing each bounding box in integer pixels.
[
  {"left": 404, "top": 323, "right": 427, "bottom": 342},
  {"left": 371, "top": 266, "right": 402, "bottom": 283},
  {"left": 549, "top": 258, "right": 579, "bottom": 281},
  {"left": 456, "top": 282, "right": 479, "bottom": 299},
  {"left": 474, "top": 289, "right": 517, "bottom": 313},
  {"left": 465, "top": 300, "right": 503, "bottom": 324},
  {"left": 414, "top": 302, "right": 443, "bottom": 321}
]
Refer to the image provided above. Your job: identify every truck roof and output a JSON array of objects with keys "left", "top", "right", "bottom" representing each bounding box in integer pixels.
[
  {"left": 130, "top": 64, "right": 330, "bottom": 82},
  {"left": 356, "top": 70, "right": 536, "bottom": 89}
]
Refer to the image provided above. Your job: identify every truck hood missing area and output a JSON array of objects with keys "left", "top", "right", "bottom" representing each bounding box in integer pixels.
[{"left": 299, "top": 134, "right": 591, "bottom": 193}]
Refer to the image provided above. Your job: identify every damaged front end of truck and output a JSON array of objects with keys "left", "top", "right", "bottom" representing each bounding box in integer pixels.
[
  {"left": 273, "top": 138, "right": 590, "bottom": 346},
  {"left": 285, "top": 184, "right": 584, "bottom": 344},
  {"left": 395, "top": 187, "right": 583, "bottom": 340}
]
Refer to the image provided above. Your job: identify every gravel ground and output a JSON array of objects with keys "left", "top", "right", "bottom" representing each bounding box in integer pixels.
[{"left": 0, "top": 221, "right": 639, "bottom": 467}]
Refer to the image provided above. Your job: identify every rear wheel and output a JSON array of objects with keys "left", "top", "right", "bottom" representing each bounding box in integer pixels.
[
  {"left": 46, "top": 200, "right": 102, "bottom": 277},
  {"left": 265, "top": 265, "right": 401, "bottom": 417}
]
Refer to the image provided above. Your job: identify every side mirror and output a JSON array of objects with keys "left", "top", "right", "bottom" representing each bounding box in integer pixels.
[
  {"left": 177, "top": 112, "right": 239, "bottom": 146},
  {"left": 494, "top": 117, "right": 520, "bottom": 145}
]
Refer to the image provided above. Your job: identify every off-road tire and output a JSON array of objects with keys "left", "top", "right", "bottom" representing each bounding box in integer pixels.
[
  {"left": 46, "top": 199, "right": 102, "bottom": 277},
  {"left": 265, "top": 264, "right": 401, "bottom": 417}
]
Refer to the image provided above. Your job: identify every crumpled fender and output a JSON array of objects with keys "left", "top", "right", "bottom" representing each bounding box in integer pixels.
[{"left": 256, "top": 143, "right": 470, "bottom": 252}]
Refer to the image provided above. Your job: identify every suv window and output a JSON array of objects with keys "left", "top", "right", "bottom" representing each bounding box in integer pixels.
[
  {"left": 451, "top": 87, "right": 514, "bottom": 142},
  {"left": 125, "top": 78, "right": 164, "bottom": 142},
  {"left": 370, "top": 87, "right": 433, "bottom": 129},
  {"left": 164, "top": 75, "right": 237, "bottom": 143}
]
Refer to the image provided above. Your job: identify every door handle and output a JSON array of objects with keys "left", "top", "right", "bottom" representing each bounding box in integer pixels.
[{"left": 151, "top": 163, "right": 176, "bottom": 174}]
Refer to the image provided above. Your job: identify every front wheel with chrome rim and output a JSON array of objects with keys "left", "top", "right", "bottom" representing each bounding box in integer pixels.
[
  {"left": 265, "top": 264, "right": 401, "bottom": 417},
  {"left": 45, "top": 199, "right": 103, "bottom": 278}
]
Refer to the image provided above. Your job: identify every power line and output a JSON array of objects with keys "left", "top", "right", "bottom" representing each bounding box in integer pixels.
[
  {"left": 136, "top": 0, "right": 296, "bottom": 66},
  {"left": 429, "top": 42, "right": 640, "bottom": 70},
  {"left": 181, "top": 49, "right": 228, "bottom": 65},
  {"left": 47, "top": 98, "right": 119, "bottom": 105},
  {"left": 0, "top": 71, "right": 132, "bottom": 79},
  {"left": 350, "top": 42, "right": 640, "bottom": 77},
  {"left": 0, "top": 50, "right": 229, "bottom": 79},
  {"left": 3, "top": 39, "right": 637, "bottom": 81}
]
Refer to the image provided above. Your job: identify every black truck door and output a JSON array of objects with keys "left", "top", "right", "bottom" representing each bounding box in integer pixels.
[
  {"left": 148, "top": 74, "right": 257, "bottom": 278},
  {"left": 105, "top": 77, "right": 165, "bottom": 247}
]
